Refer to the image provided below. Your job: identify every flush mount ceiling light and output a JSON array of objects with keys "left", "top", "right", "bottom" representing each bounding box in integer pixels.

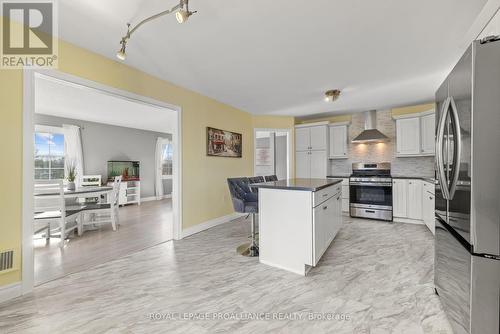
[
  {"left": 116, "top": 0, "right": 197, "bottom": 61},
  {"left": 324, "top": 89, "right": 341, "bottom": 102}
]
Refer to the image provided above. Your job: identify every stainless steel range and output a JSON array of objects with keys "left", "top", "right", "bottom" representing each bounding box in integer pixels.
[{"left": 349, "top": 162, "right": 392, "bottom": 221}]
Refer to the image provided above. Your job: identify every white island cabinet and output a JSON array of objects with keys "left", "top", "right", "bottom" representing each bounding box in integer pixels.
[{"left": 252, "top": 178, "right": 343, "bottom": 275}]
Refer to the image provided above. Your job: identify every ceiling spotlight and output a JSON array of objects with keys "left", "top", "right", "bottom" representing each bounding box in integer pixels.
[
  {"left": 176, "top": 9, "right": 191, "bottom": 23},
  {"left": 324, "top": 89, "right": 341, "bottom": 102},
  {"left": 116, "top": 40, "right": 127, "bottom": 61}
]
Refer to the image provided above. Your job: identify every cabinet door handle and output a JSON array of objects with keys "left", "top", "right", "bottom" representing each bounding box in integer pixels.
[
  {"left": 429, "top": 196, "right": 433, "bottom": 200},
  {"left": 323, "top": 206, "right": 328, "bottom": 210},
  {"left": 365, "top": 210, "right": 375, "bottom": 213},
  {"left": 322, "top": 193, "right": 329, "bottom": 197}
]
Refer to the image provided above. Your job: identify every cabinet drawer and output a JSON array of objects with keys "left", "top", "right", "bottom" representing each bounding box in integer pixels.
[{"left": 313, "top": 183, "right": 341, "bottom": 207}]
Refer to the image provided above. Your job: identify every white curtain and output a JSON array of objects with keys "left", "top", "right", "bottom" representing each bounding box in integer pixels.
[
  {"left": 155, "top": 137, "right": 166, "bottom": 200},
  {"left": 63, "top": 124, "right": 84, "bottom": 187}
]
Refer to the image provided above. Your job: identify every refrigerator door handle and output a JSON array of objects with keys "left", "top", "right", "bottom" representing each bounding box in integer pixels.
[
  {"left": 448, "top": 96, "right": 462, "bottom": 200},
  {"left": 436, "top": 97, "right": 451, "bottom": 200}
]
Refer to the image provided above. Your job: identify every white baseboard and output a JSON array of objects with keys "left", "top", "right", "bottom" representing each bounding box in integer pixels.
[
  {"left": 182, "top": 212, "right": 245, "bottom": 239},
  {"left": 141, "top": 194, "right": 172, "bottom": 202},
  {"left": 393, "top": 217, "right": 424, "bottom": 225},
  {"left": 0, "top": 282, "right": 22, "bottom": 305}
]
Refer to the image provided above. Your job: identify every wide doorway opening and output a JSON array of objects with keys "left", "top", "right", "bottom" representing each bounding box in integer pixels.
[{"left": 24, "top": 71, "right": 181, "bottom": 287}]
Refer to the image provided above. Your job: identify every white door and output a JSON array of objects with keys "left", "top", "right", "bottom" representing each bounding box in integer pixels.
[
  {"left": 392, "top": 179, "right": 408, "bottom": 218},
  {"left": 295, "top": 151, "right": 310, "bottom": 178},
  {"left": 329, "top": 125, "right": 347, "bottom": 158},
  {"left": 295, "top": 127, "right": 310, "bottom": 151},
  {"left": 407, "top": 180, "right": 423, "bottom": 220},
  {"left": 420, "top": 114, "right": 435, "bottom": 155},
  {"left": 396, "top": 118, "right": 420, "bottom": 155},
  {"left": 310, "top": 150, "right": 327, "bottom": 178},
  {"left": 309, "top": 126, "right": 328, "bottom": 151}
]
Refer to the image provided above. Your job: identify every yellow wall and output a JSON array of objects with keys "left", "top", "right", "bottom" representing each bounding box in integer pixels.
[
  {"left": 0, "top": 70, "right": 23, "bottom": 286},
  {"left": 0, "top": 39, "right": 297, "bottom": 287},
  {"left": 391, "top": 103, "right": 435, "bottom": 117}
]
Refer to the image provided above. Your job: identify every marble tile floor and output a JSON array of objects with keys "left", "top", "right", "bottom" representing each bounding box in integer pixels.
[{"left": 0, "top": 216, "right": 453, "bottom": 334}]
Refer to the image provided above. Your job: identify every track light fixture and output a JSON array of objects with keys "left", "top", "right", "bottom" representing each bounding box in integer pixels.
[{"left": 116, "top": 0, "right": 197, "bottom": 61}]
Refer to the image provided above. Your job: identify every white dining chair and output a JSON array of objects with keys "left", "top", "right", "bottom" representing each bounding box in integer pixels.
[
  {"left": 80, "top": 176, "right": 122, "bottom": 233},
  {"left": 34, "top": 180, "right": 82, "bottom": 247}
]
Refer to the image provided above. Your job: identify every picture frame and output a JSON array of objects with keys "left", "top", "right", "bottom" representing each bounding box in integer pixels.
[{"left": 206, "top": 127, "right": 242, "bottom": 158}]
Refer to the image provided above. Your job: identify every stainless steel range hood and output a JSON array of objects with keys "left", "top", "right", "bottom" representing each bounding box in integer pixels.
[{"left": 352, "top": 110, "right": 390, "bottom": 143}]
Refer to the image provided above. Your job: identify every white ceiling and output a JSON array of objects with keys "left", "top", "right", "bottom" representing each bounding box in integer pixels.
[
  {"left": 35, "top": 75, "right": 176, "bottom": 133},
  {"left": 57, "top": 0, "right": 488, "bottom": 116}
]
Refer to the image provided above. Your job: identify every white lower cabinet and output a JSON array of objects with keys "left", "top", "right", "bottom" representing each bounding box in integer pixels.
[
  {"left": 422, "top": 190, "right": 435, "bottom": 235},
  {"left": 310, "top": 150, "right": 327, "bottom": 178},
  {"left": 407, "top": 180, "right": 422, "bottom": 220},
  {"left": 392, "top": 179, "right": 408, "bottom": 218},
  {"left": 312, "top": 189, "right": 342, "bottom": 266},
  {"left": 393, "top": 178, "right": 435, "bottom": 234},
  {"left": 295, "top": 151, "right": 310, "bottom": 178}
]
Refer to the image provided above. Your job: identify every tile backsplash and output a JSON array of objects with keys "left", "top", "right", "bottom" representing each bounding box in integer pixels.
[{"left": 329, "top": 110, "right": 435, "bottom": 177}]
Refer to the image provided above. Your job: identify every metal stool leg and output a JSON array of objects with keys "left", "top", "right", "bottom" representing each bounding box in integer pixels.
[{"left": 237, "top": 213, "right": 259, "bottom": 257}]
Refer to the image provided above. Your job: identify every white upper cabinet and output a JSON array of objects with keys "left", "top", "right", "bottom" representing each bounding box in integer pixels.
[
  {"left": 328, "top": 125, "right": 348, "bottom": 159},
  {"left": 420, "top": 114, "right": 435, "bottom": 155},
  {"left": 309, "top": 126, "right": 328, "bottom": 151},
  {"left": 295, "top": 123, "right": 329, "bottom": 179},
  {"left": 295, "top": 127, "right": 311, "bottom": 151},
  {"left": 394, "top": 111, "right": 435, "bottom": 157},
  {"left": 295, "top": 124, "right": 328, "bottom": 151},
  {"left": 396, "top": 117, "right": 421, "bottom": 155}
]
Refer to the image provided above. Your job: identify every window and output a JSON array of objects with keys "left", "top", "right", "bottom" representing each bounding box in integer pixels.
[
  {"left": 34, "top": 126, "right": 65, "bottom": 180},
  {"left": 161, "top": 141, "right": 173, "bottom": 177}
]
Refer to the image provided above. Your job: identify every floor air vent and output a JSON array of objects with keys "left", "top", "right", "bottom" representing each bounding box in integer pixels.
[{"left": 0, "top": 250, "right": 14, "bottom": 272}]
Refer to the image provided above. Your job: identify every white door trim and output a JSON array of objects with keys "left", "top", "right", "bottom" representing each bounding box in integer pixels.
[
  {"left": 253, "top": 128, "right": 292, "bottom": 179},
  {"left": 22, "top": 68, "right": 183, "bottom": 295}
]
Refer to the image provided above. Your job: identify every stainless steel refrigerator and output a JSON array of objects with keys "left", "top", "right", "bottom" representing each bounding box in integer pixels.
[{"left": 434, "top": 37, "right": 500, "bottom": 334}]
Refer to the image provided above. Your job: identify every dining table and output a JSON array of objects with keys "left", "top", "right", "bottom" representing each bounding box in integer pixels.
[{"left": 34, "top": 186, "right": 113, "bottom": 199}]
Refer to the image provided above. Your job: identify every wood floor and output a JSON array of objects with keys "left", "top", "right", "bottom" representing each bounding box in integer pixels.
[
  {"left": 2, "top": 216, "right": 453, "bottom": 333},
  {"left": 33, "top": 199, "right": 173, "bottom": 285}
]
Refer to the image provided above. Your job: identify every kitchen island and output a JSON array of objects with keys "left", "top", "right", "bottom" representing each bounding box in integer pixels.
[{"left": 251, "top": 178, "right": 343, "bottom": 275}]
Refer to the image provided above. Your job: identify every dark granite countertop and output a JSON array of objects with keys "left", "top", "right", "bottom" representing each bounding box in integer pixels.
[
  {"left": 250, "top": 178, "right": 342, "bottom": 192},
  {"left": 327, "top": 175, "right": 350, "bottom": 179}
]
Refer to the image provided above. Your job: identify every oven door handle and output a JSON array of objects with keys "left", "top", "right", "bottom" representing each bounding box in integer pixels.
[{"left": 349, "top": 182, "right": 392, "bottom": 187}]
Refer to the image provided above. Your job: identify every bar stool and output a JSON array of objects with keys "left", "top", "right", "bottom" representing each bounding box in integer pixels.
[{"left": 227, "top": 177, "right": 259, "bottom": 257}]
